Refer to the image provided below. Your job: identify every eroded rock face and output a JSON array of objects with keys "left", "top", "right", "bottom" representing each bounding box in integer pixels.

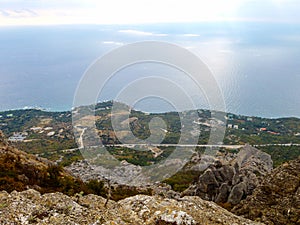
[
  {"left": 0, "top": 189, "right": 262, "bottom": 225},
  {"left": 183, "top": 145, "right": 273, "bottom": 206},
  {"left": 232, "top": 157, "right": 300, "bottom": 225}
]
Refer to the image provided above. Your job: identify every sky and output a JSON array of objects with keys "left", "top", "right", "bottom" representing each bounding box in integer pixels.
[{"left": 0, "top": 0, "right": 300, "bottom": 26}]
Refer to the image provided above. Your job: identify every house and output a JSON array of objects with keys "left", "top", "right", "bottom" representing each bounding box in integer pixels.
[
  {"left": 47, "top": 131, "right": 55, "bottom": 136},
  {"left": 8, "top": 132, "right": 27, "bottom": 142},
  {"left": 227, "top": 124, "right": 233, "bottom": 129},
  {"left": 30, "top": 127, "right": 43, "bottom": 132},
  {"left": 233, "top": 125, "right": 239, "bottom": 129},
  {"left": 267, "top": 131, "right": 280, "bottom": 135}
]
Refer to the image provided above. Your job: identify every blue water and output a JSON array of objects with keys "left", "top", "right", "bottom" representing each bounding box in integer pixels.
[{"left": 0, "top": 23, "right": 300, "bottom": 118}]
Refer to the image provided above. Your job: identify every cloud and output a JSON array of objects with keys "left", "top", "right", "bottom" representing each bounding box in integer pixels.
[
  {"left": 102, "top": 41, "right": 124, "bottom": 46},
  {"left": 118, "top": 30, "right": 168, "bottom": 36},
  {"left": 182, "top": 34, "right": 201, "bottom": 37},
  {"left": 0, "top": 9, "right": 38, "bottom": 18},
  {"left": 219, "top": 49, "right": 234, "bottom": 54}
]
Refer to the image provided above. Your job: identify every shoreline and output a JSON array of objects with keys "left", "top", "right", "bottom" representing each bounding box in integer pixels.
[{"left": 0, "top": 101, "right": 299, "bottom": 120}]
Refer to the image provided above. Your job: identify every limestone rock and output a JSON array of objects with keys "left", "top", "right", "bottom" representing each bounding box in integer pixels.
[
  {"left": 215, "top": 183, "right": 230, "bottom": 203},
  {"left": 183, "top": 145, "right": 273, "bottom": 206},
  {"left": 228, "top": 182, "right": 246, "bottom": 205},
  {"left": 0, "top": 189, "right": 263, "bottom": 225}
]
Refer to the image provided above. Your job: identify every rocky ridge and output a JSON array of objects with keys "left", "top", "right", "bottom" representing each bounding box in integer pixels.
[
  {"left": 0, "top": 189, "right": 262, "bottom": 225},
  {"left": 233, "top": 156, "right": 300, "bottom": 225},
  {"left": 182, "top": 144, "right": 273, "bottom": 206}
]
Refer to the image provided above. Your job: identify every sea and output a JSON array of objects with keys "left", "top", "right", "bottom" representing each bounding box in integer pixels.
[{"left": 0, "top": 22, "right": 300, "bottom": 118}]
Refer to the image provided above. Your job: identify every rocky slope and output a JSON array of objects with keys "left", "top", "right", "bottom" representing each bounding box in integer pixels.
[
  {"left": 3, "top": 128, "right": 298, "bottom": 224},
  {"left": 182, "top": 145, "right": 273, "bottom": 206},
  {"left": 232, "top": 157, "right": 300, "bottom": 225},
  {"left": 0, "top": 131, "right": 100, "bottom": 196},
  {"left": 0, "top": 131, "right": 153, "bottom": 202},
  {"left": 0, "top": 189, "right": 262, "bottom": 225},
  {"left": 0, "top": 131, "right": 263, "bottom": 224}
]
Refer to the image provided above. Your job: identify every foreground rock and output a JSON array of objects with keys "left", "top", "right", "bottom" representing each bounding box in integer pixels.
[
  {"left": 0, "top": 189, "right": 262, "bottom": 225},
  {"left": 183, "top": 145, "right": 273, "bottom": 206},
  {"left": 232, "top": 157, "right": 300, "bottom": 225}
]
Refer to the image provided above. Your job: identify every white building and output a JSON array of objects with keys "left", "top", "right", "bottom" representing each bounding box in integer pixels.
[{"left": 8, "top": 132, "right": 27, "bottom": 142}]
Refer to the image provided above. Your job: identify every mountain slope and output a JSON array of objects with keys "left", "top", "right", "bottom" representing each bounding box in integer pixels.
[
  {"left": 0, "top": 130, "right": 87, "bottom": 195},
  {"left": 232, "top": 157, "right": 300, "bottom": 225}
]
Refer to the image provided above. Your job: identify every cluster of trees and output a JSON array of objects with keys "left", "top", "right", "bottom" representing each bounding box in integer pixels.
[{"left": 258, "top": 145, "right": 300, "bottom": 167}]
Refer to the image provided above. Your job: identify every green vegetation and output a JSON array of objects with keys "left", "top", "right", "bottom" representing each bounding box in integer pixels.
[
  {"left": 1, "top": 101, "right": 300, "bottom": 168},
  {"left": 164, "top": 170, "right": 202, "bottom": 192},
  {"left": 110, "top": 185, "right": 153, "bottom": 201},
  {"left": 0, "top": 101, "right": 300, "bottom": 202},
  {"left": 0, "top": 146, "right": 149, "bottom": 200},
  {"left": 257, "top": 145, "right": 300, "bottom": 167},
  {"left": 0, "top": 153, "right": 83, "bottom": 195},
  {"left": 106, "top": 146, "right": 175, "bottom": 166}
]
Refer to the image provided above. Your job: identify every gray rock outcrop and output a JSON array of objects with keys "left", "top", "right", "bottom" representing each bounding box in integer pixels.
[
  {"left": 182, "top": 144, "right": 273, "bottom": 206},
  {"left": 0, "top": 189, "right": 263, "bottom": 225}
]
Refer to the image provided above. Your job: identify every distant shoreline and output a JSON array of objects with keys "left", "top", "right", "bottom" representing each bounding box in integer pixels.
[{"left": 0, "top": 101, "right": 299, "bottom": 120}]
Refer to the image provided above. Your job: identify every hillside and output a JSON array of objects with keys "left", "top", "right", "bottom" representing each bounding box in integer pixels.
[
  {"left": 0, "top": 101, "right": 300, "bottom": 168},
  {"left": 0, "top": 132, "right": 158, "bottom": 201},
  {"left": 232, "top": 157, "right": 300, "bottom": 225},
  {"left": 0, "top": 131, "right": 264, "bottom": 225},
  {"left": 0, "top": 115, "right": 299, "bottom": 224},
  {"left": 0, "top": 131, "right": 88, "bottom": 195}
]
